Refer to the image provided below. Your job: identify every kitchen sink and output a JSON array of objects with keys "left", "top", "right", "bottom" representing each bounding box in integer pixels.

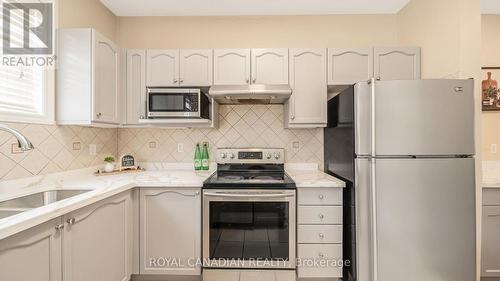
[{"left": 0, "top": 189, "right": 91, "bottom": 220}]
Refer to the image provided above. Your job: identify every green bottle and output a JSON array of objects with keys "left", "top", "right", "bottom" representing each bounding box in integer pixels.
[
  {"left": 194, "top": 143, "right": 202, "bottom": 171},
  {"left": 201, "top": 142, "right": 209, "bottom": 171}
]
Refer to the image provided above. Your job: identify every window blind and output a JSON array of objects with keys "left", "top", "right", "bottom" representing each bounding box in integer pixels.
[{"left": 0, "top": 4, "right": 46, "bottom": 117}]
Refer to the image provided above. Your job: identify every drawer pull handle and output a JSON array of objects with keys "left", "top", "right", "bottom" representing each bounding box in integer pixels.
[
  {"left": 318, "top": 213, "right": 324, "bottom": 219},
  {"left": 55, "top": 224, "right": 64, "bottom": 231},
  {"left": 318, "top": 194, "right": 324, "bottom": 200},
  {"left": 318, "top": 233, "right": 324, "bottom": 238},
  {"left": 318, "top": 253, "right": 325, "bottom": 258}
]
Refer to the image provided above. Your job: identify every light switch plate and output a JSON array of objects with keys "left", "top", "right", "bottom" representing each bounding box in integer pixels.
[{"left": 89, "top": 144, "right": 97, "bottom": 156}]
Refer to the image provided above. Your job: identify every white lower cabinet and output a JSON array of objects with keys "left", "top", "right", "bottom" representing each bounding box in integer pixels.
[
  {"left": 482, "top": 188, "right": 500, "bottom": 277},
  {"left": 297, "top": 187, "right": 343, "bottom": 279},
  {"left": 63, "top": 192, "right": 133, "bottom": 281},
  {"left": 140, "top": 187, "right": 201, "bottom": 275},
  {"left": 0, "top": 218, "right": 63, "bottom": 281}
]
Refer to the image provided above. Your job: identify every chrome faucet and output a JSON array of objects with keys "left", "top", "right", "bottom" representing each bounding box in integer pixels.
[{"left": 0, "top": 124, "right": 34, "bottom": 151}]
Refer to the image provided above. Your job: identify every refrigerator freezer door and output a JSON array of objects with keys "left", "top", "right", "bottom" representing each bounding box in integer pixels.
[
  {"left": 355, "top": 79, "right": 475, "bottom": 156},
  {"left": 356, "top": 157, "right": 476, "bottom": 281}
]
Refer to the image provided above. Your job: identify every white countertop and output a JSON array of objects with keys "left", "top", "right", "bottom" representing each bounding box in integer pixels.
[{"left": 0, "top": 163, "right": 344, "bottom": 240}]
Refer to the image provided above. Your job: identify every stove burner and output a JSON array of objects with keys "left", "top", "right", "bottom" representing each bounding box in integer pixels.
[
  {"left": 220, "top": 175, "right": 244, "bottom": 181},
  {"left": 249, "top": 175, "right": 275, "bottom": 180}
]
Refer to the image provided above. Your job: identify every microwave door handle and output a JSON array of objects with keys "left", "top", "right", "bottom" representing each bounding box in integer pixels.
[{"left": 203, "top": 192, "right": 294, "bottom": 199}]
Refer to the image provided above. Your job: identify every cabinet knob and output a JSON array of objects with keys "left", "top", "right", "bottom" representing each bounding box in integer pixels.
[
  {"left": 195, "top": 191, "right": 200, "bottom": 196},
  {"left": 180, "top": 78, "right": 184, "bottom": 83},
  {"left": 318, "top": 213, "right": 324, "bottom": 219},
  {"left": 376, "top": 76, "right": 381, "bottom": 81},
  {"left": 173, "top": 79, "right": 178, "bottom": 83},
  {"left": 96, "top": 112, "right": 102, "bottom": 118},
  {"left": 67, "top": 218, "right": 76, "bottom": 225},
  {"left": 140, "top": 115, "right": 145, "bottom": 119},
  {"left": 246, "top": 78, "right": 250, "bottom": 84},
  {"left": 318, "top": 233, "right": 324, "bottom": 239},
  {"left": 252, "top": 78, "right": 256, "bottom": 84},
  {"left": 55, "top": 224, "right": 64, "bottom": 231},
  {"left": 318, "top": 194, "right": 324, "bottom": 200}
]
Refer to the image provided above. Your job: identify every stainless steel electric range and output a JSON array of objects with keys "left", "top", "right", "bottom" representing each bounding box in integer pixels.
[{"left": 202, "top": 148, "right": 296, "bottom": 271}]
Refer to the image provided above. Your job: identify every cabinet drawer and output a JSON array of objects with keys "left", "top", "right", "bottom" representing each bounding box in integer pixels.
[
  {"left": 484, "top": 188, "right": 500, "bottom": 206},
  {"left": 298, "top": 188, "right": 342, "bottom": 205},
  {"left": 298, "top": 225, "right": 342, "bottom": 244},
  {"left": 298, "top": 206, "right": 342, "bottom": 225},
  {"left": 297, "top": 244, "right": 343, "bottom": 278}
]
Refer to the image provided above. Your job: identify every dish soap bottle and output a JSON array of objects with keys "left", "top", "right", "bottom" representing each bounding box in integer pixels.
[
  {"left": 194, "top": 143, "right": 202, "bottom": 171},
  {"left": 201, "top": 142, "right": 209, "bottom": 171}
]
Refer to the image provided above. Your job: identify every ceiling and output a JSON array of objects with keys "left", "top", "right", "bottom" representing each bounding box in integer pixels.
[
  {"left": 482, "top": 0, "right": 500, "bottom": 14},
  {"left": 100, "top": 0, "right": 412, "bottom": 16}
]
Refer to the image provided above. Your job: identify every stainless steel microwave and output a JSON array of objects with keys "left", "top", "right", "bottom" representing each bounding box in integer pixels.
[{"left": 147, "top": 87, "right": 210, "bottom": 119}]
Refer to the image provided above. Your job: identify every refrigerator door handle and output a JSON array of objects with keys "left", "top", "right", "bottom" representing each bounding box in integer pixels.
[{"left": 369, "top": 77, "right": 379, "bottom": 281}]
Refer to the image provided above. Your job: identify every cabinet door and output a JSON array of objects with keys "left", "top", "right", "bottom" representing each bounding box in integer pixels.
[
  {"left": 0, "top": 218, "right": 63, "bottom": 281},
  {"left": 213, "top": 49, "right": 251, "bottom": 85},
  {"left": 287, "top": 48, "right": 327, "bottom": 126},
  {"left": 251, "top": 48, "right": 289, "bottom": 84},
  {"left": 147, "top": 49, "right": 179, "bottom": 86},
  {"left": 179, "top": 49, "right": 213, "bottom": 86},
  {"left": 374, "top": 47, "right": 421, "bottom": 80},
  {"left": 126, "top": 49, "right": 147, "bottom": 124},
  {"left": 327, "top": 48, "right": 373, "bottom": 85},
  {"left": 63, "top": 192, "right": 132, "bottom": 281},
  {"left": 93, "top": 32, "right": 120, "bottom": 123},
  {"left": 140, "top": 188, "right": 201, "bottom": 275},
  {"left": 482, "top": 206, "right": 500, "bottom": 277}
]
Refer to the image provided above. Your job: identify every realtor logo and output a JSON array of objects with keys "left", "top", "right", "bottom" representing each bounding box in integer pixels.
[{"left": 2, "top": 1, "right": 53, "bottom": 55}]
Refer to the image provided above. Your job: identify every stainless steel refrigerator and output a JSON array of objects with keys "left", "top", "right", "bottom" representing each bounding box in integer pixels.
[{"left": 324, "top": 79, "right": 476, "bottom": 281}]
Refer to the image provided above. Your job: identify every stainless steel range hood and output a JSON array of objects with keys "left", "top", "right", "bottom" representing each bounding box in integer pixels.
[{"left": 209, "top": 84, "right": 292, "bottom": 104}]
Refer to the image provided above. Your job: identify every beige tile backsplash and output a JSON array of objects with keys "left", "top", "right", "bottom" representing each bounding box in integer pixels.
[
  {"left": 0, "top": 122, "right": 117, "bottom": 181},
  {"left": 0, "top": 105, "right": 323, "bottom": 181},
  {"left": 118, "top": 105, "right": 324, "bottom": 167}
]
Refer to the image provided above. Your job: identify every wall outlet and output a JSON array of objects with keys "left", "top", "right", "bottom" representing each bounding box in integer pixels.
[
  {"left": 149, "top": 141, "right": 157, "bottom": 149},
  {"left": 72, "top": 142, "right": 81, "bottom": 150},
  {"left": 177, "top": 143, "right": 184, "bottom": 153},
  {"left": 491, "top": 144, "right": 497, "bottom": 154},
  {"left": 89, "top": 144, "right": 97, "bottom": 156},
  {"left": 11, "top": 143, "right": 24, "bottom": 154}
]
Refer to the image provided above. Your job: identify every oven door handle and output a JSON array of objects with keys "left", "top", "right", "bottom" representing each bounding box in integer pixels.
[{"left": 203, "top": 192, "right": 294, "bottom": 198}]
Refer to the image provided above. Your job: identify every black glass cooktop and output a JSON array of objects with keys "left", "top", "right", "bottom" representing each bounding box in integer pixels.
[{"left": 203, "top": 164, "right": 296, "bottom": 189}]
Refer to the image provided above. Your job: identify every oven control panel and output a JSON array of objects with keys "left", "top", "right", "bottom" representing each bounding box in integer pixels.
[{"left": 216, "top": 148, "right": 284, "bottom": 164}]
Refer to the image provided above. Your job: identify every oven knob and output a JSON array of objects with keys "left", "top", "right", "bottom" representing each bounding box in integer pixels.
[
  {"left": 265, "top": 153, "right": 272, "bottom": 159},
  {"left": 229, "top": 153, "right": 235, "bottom": 159},
  {"left": 274, "top": 152, "right": 280, "bottom": 159},
  {"left": 220, "top": 152, "right": 227, "bottom": 159}
]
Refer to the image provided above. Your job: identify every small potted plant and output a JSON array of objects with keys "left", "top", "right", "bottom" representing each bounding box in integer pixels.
[{"left": 103, "top": 156, "right": 116, "bottom": 173}]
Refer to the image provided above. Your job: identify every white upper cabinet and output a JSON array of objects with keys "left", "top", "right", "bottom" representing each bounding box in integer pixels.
[
  {"left": 94, "top": 32, "right": 120, "bottom": 124},
  {"left": 179, "top": 49, "right": 213, "bottom": 86},
  {"left": 374, "top": 47, "right": 421, "bottom": 80},
  {"left": 327, "top": 48, "right": 373, "bottom": 85},
  {"left": 286, "top": 48, "right": 327, "bottom": 128},
  {"left": 57, "top": 28, "right": 121, "bottom": 126},
  {"left": 147, "top": 49, "right": 179, "bottom": 86},
  {"left": 126, "top": 49, "right": 147, "bottom": 124},
  {"left": 213, "top": 49, "right": 251, "bottom": 85},
  {"left": 251, "top": 48, "right": 289, "bottom": 84}
]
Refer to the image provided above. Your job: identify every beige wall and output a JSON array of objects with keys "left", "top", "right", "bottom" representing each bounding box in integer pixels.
[
  {"left": 481, "top": 15, "right": 500, "bottom": 161},
  {"left": 58, "top": 0, "right": 118, "bottom": 41},
  {"left": 117, "top": 15, "right": 398, "bottom": 48}
]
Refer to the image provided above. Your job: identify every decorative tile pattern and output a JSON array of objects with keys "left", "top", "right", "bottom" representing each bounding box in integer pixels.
[
  {"left": 118, "top": 105, "right": 324, "bottom": 167},
  {"left": 0, "top": 122, "right": 117, "bottom": 181},
  {"left": 0, "top": 105, "right": 323, "bottom": 181}
]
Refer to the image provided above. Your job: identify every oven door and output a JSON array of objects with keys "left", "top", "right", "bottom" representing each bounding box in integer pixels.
[
  {"left": 203, "top": 189, "right": 296, "bottom": 269},
  {"left": 147, "top": 88, "right": 201, "bottom": 118}
]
